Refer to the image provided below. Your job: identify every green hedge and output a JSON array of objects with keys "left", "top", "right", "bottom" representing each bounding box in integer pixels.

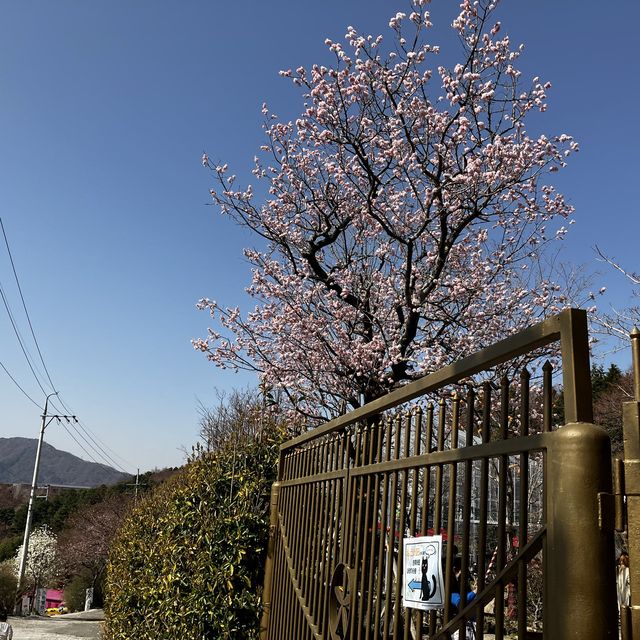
[
  {"left": 0, "top": 561, "right": 17, "bottom": 613},
  {"left": 104, "top": 426, "right": 283, "bottom": 639}
]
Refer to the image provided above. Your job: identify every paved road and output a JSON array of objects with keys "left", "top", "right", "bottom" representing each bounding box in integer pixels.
[{"left": 8, "top": 613, "right": 102, "bottom": 640}]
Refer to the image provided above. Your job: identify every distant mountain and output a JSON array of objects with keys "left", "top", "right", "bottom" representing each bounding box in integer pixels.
[{"left": 0, "top": 437, "right": 130, "bottom": 487}]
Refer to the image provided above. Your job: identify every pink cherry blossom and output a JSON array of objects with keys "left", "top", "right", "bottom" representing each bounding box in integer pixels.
[{"left": 197, "top": 0, "right": 578, "bottom": 427}]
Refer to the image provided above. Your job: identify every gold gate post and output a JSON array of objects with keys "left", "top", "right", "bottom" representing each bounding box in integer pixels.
[
  {"left": 260, "top": 481, "right": 281, "bottom": 640},
  {"left": 546, "top": 422, "right": 618, "bottom": 639},
  {"left": 621, "top": 326, "right": 640, "bottom": 636}
]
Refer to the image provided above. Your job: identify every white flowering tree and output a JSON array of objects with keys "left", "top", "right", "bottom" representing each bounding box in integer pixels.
[
  {"left": 196, "top": 0, "right": 578, "bottom": 424},
  {"left": 14, "top": 525, "right": 58, "bottom": 609}
]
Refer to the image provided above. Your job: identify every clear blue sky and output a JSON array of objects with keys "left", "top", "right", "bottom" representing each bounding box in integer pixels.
[{"left": 0, "top": 1, "right": 637, "bottom": 473}]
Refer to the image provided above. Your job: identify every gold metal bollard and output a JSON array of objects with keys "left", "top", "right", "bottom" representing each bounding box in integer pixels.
[{"left": 546, "top": 422, "right": 618, "bottom": 639}]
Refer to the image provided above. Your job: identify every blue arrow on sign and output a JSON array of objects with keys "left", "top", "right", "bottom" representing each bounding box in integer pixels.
[{"left": 408, "top": 579, "right": 422, "bottom": 591}]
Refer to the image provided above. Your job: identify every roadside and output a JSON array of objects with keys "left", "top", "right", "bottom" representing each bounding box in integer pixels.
[{"left": 8, "top": 610, "right": 103, "bottom": 640}]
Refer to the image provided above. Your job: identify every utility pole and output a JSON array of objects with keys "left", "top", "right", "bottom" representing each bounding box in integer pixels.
[
  {"left": 127, "top": 469, "right": 146, "bottom": 502},
  {"left": 134, "top": 468, "right": 139, "bottom": 500},
  {"left": 15, "top": 393, "right": 76, "bottom": 614}
]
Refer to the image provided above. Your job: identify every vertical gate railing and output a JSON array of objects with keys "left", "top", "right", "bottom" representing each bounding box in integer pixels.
[{"left": 261, "top": 309, "right": 618, "bottom": 639}]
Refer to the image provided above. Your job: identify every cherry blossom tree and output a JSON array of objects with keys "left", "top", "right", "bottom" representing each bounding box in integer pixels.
[
  {"left": 57, "top": 496, "right": 130, "bottom": 592},
  {"left": 196, "top": 0, "right": 578, "bottom": 424}
]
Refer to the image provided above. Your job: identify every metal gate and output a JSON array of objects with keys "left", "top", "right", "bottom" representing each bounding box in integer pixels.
[{"left": 261, "top": 309, "right": 619, "bottom": 639}]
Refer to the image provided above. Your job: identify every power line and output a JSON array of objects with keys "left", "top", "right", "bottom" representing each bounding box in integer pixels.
[
  {"left": 0, "top": 359, "right": 42, "bottom": 408},
  {"left": 0, "top": 219, "right": 136, "bottom": 474},
  {"left": 21, "top": 379, "right": 135, "bottom": 474},
  {"left": 58, "top": 419, "right": 109, "bottom": 469},
  {"left": 39, "top": 394, "right": 133, "bottom": 474},
  {"left": 63, "top": 411, "right": 132, "bottom": 474},
  {"left": 0, "top": 217, "right": 57, "bottom": 392},
  {"left": 49, "top": 392, "right": 134, "bottom": 473},
  {"left": 1, "top": 280, "right": 115, "bottom": 464},
  {"left": 0, "top": 278, "right": 50, "bottom": 397},
  {"left": 0, "top": 219, "right": 60, "bottom": 401},
  {"left": 73, "top": 417, "right": 135, "bottom": 473}
]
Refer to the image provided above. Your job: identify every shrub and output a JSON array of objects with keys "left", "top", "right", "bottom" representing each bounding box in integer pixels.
[
  {"left": 0, "top": 561, "right": 17, "bottom": 613},
  {"left": 64, "top": 573, "right": 103, "bottom": 612},
  {"left": 0, "top": 536, "right": 21, "bottom": 564},
  {"left": 104, "top": 423, "right": 284, "bottom": 640},
  {"left": 64, "top": 574, "right": 88, "bottom": 612}
]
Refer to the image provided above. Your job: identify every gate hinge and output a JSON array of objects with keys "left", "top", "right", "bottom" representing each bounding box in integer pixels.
[{"left": 598, "top": 492, "right": 621, "bottom": 531}]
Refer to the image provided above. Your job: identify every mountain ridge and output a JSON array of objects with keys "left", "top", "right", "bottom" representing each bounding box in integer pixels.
[{"left": 0, "top": 437, "right": 130, "bottom": 486}]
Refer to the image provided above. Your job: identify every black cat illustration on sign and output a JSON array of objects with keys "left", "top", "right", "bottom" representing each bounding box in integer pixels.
[{"left": 420, "top": 556, "right": 437, "bottom": 601}]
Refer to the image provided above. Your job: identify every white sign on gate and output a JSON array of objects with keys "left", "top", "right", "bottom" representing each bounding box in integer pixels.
[{"left": 402, "top": 534, "right": 445, "bottom": 611}]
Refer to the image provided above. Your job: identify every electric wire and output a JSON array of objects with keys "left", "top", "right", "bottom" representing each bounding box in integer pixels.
[
  {"left": 57, "top": 400, "right": 133, "bottom": 474},
  {"left": 0, "top": 359, "right": 42, "bottom": 408},
  {"left": 71, "top": 416, "right": 134, "bottom": 472},
  {"left": 41, "top": 389, "right": 134, "bottom": 474},
  {"left": 0, "top": 217, "right": 57, "bottom": 392},
  {"left": 63, "top": 417, "right": 123, "bottom": 471},
  {"left": 45, "top": 394, "right": 134, "bottom": 474},
  {"left": 0, "top": 221, "right": 129, "bottom": 470},
  {"left": 58, "top": 420, "right": 110, "bottom": 469},
  {"left": 0, "top": 279, "right": 50, "bottom": 397},
  {"left": 48, "top": 391, "right": 134, "bottom": 473},
  {"left": 0, "top": 219, "right": 136, "bottom": 474}
]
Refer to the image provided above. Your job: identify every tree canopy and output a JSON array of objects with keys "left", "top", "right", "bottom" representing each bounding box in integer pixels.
[{"left": 196, "top": 0, "right": 577, "bottom": 424}]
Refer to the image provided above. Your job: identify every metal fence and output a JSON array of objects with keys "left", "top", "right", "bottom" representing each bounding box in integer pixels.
[{"left": 261, "top": 309, "right": 618, "bottom": 639}]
